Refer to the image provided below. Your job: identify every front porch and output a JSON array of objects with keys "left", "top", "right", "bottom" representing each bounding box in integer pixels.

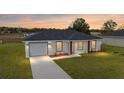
[
  {"left": 48, "top": 40, "right": 101, "bottom": 58},
  {"left": 69, "top": 40, "right": 93, "bottom": 55},
  {"left": 50, "top": 40, "right": 95, "bottom": 57}
]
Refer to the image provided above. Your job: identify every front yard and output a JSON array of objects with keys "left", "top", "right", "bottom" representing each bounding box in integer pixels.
[
  {"left": 1, "top": 43, "right": 124, "bottom": 79},
  {"left": 0, "top": 43, "right": 32, "bottom": 79},
  {"left": 55, "top": 44, "right": 124, "bottom": 79}
]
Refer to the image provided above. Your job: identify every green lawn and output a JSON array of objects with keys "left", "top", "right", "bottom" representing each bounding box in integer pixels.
[
  {"left": 0, "top": 43, "right": 32, "bottom": 79},
  {"left": 55, "top": 45, "right": 124, "bottom": 79}
]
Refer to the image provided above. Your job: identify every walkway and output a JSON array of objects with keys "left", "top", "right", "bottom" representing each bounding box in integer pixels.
[{"left": 30, "top": 56, "right": 71, "bottom": 79}]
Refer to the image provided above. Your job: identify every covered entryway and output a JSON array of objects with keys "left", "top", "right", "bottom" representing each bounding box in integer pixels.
[
  {"left": 29, "top": 43, "right": 48, "bottom": 57},
  {"left": 88, "top": 40, "right": 97, "bottom": 52}
]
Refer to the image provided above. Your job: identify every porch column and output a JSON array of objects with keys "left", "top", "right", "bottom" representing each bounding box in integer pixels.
[
  {"left": 68, "top": 41, "right": 70, "bottom": 55},
  {"left": 70, "top": 41, "right": 73, "bottom": 55},
  {"left": 88, "top": 41, "right": 91, "bottom": 53}
]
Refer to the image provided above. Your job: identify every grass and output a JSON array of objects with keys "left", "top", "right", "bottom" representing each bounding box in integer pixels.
[
  {"left": 0, "top": 43, "right": 32, "bottom": 79},
  {"left": 0, "top": 33, "right": 23, "bottom": 38},
  {"left": 55, "top": 44, "right": 124, "bottom": 79}
]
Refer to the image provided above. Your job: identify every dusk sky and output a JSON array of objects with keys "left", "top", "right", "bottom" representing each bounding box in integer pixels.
[{"left": 0, "top": 14, "right": 124, "bottom": 29}]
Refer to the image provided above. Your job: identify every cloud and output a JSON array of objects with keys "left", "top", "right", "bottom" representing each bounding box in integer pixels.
[{"left": 0, "top": 14, "right": 124, "bottom": 29}]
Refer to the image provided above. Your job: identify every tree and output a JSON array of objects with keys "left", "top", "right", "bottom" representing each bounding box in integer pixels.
[
  {"left": 69, "top": 18, "right": 90, "bottom": 34},
  {"left": 102, "top": 19, "right": 117, "bottom": 32}
]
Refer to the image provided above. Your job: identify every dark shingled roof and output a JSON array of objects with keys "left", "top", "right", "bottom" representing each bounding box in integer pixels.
[
  {"left": 24, "top": 29, "right": 101, "bottom": 41},
  {"left": 102, "top": 30, "right": 124, "bottom": 36}
]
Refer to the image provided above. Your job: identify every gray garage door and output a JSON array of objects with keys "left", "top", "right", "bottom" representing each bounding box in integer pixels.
[{"left": 29, "top": 43, "right": 48, "bottom": 57}]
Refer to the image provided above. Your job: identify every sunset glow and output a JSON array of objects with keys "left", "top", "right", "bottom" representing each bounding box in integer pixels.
[{"left": 0, "top": 14, "right": 124, "bottom": 29}]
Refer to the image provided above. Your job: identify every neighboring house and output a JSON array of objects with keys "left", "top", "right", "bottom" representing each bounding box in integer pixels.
[
  {"left": 24, "top": 32, "right": 35, "bottom": 38},
  {"left": 90, "top": 31, "right": 101, "bottom": 36},
  {"left": 90, "top": 29, "right": 103, "bottom": 36},
  {"left": 24, "top": 29, "right": 102, "bottom": 58},
  {"left": 101, "top": 30, "right": 124, "bottom": 47}
]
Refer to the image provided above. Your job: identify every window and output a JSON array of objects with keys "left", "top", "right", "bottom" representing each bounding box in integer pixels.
[
  {"left": 91, "top": 40, "right": 96, "bottom": 49},
  {"left": 77, "top": 41, "right": 83, "bottom": 50},
  {"left": 56, "top": 41, "right": 63, "bottom": 51}
]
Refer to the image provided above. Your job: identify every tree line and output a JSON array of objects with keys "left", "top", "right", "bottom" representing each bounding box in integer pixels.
[
  {"left": 0, "top": 27, "right": 60, "bottom": 34},
  {"left": 0, "top": 18, "right": 124, "bottom": 34},
  {"left": 69, "top": 18, "right": 124, "bottom": 34}
]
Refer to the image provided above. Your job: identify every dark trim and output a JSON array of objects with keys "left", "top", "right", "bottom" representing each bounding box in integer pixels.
[
  {"left": 70, "top": 41, "right": 73, "bottom": 54},
  {"left": 88, "top": 41, "right": 90, "bottom": 52},
  {"left": 29, "top": 42, "right": 48, "bottom": 57},
  {"left": 56, "top": 41, "right": 63, "bottom": 52}
]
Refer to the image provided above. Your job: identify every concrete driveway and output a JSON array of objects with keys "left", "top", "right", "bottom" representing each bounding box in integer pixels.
[{"left": 29, "top": 56, "right": 71, "bottom": 79}]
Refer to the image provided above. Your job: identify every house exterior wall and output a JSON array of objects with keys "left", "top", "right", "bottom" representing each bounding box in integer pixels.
[
  {"left": 24, "top": 39, "right": 102, "bottom": 58},
  {"left": 88, "top": 40, "right": 102, "bottom": 52},
  {"left": 25, "top": 42, "right": 30, "bottom": 58},
  {"left": 48, "top": 40, "right": 69, "bottom": 55},
  {"left": 48, "top": 41, "right": 55, "bottom": 55},
  {"left": 24, "top": 40, "right": 70, "bottom": 58},
  {"left": 95, "top": 40, "right": 102, "bottom": 51}
]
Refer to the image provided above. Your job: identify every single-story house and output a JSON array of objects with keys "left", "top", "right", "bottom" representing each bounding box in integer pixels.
[
  {"left": 24, "top": 29, "right": 102, "bottom": 58},
  {"left": 101, "top": 30, "right": 124, "bottom": 36},
  {"left": 101, "top": 30, "right": 124, "bottom": 47},
  {"left": 90, "top": 29, "right": 104, "bottom": 36}
]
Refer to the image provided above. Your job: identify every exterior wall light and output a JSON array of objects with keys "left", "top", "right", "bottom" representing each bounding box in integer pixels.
[{"left": 48, "top": 41, "right": 51, "bottom": 45}]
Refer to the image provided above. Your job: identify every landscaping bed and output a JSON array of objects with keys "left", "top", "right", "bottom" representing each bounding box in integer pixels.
[{"left": 49, "top": 53, "right": 69, "bottom": 58}]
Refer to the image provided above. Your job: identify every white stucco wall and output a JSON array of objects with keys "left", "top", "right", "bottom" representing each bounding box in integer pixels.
[
  {"left": 24, "top": 39, "right": 102, "bottom": 58},
  {"left": 24, "top": 40, "right": 70, "bottom": 58},
  {"left": 63, "top": 41, "right": 70, "bottom": 53},
  {"left": 48, "top": 41, "right": 55, "bottom": 55},
  {"left": 24, "top": 42, "right": 29, "bottom": 58},
  {"left": 88, "top": 40, "right": 102, "bottom": 52},
  {"left": 48, "top": 40, "right": 69, "bottom": 55},
  {"left": 96, "top": 40, "right": 102, "bottom": 51}
]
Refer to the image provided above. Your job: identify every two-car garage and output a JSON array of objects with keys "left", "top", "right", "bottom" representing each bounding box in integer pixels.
[{"left": 29, "top": 43, "right": 48, "bottom": 57}]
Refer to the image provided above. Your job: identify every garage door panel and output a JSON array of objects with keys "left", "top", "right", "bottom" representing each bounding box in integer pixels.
[{"left": 29, "top": 43, "right": 47, "bottom": 57}]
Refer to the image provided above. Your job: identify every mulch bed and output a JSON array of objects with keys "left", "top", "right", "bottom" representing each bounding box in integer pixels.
[{"left": 49, "top": 53, "right": 69, "bottom": 58}]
